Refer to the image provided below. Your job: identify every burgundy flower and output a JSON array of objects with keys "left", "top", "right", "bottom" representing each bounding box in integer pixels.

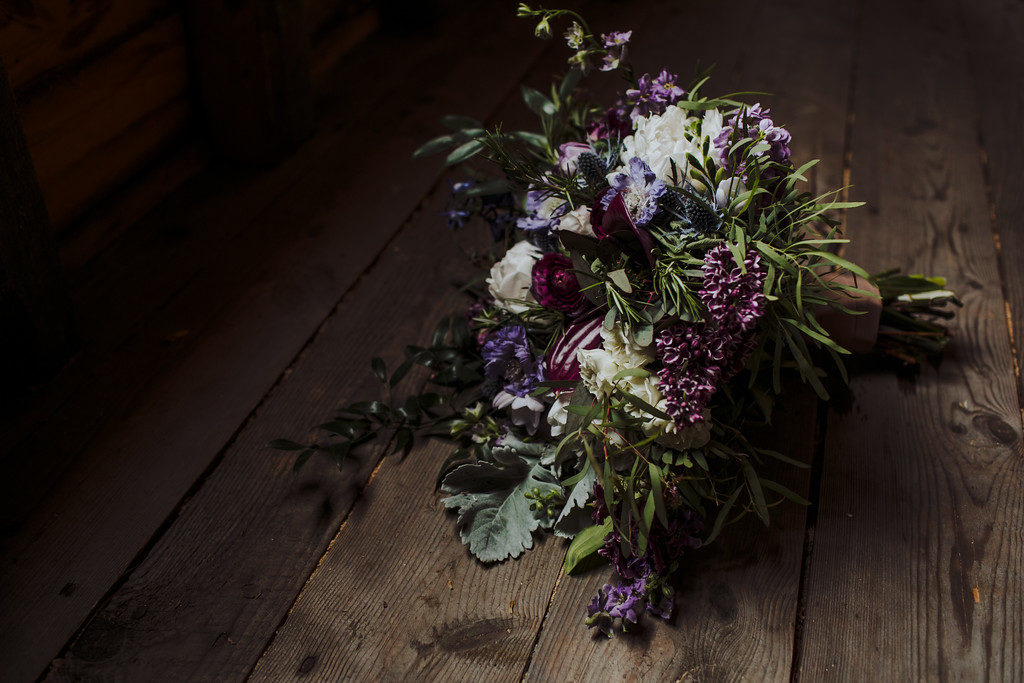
[
  {"left": 591, "top": 189, "right": 656, "bottom": 266},
  {"left": 532, "top": 252, "right": 588, "bottom": 316}
]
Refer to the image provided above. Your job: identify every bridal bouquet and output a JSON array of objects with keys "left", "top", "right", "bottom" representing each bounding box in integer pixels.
[{"left": 275, "top": 6, "right": 958, "bottom": 635}]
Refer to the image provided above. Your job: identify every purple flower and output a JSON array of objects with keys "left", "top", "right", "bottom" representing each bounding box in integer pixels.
[
  {"left": 599, "top": 30, "right": 631, "bottom": 72},
  {"left": 625, "top": 73, "right": 659, "bottom": 120},
  {"left": 557, "top": 142, "right": 593, "bottom": 174},
  {"left": 656, "top": 245, "right": 767, "bottom": 426},
  {"left": 587, "top": 104, "right": 632, "bottom": 141},
  {"left": 516, "top": 189, "right": 567, "bottom": 232},
  {"left": 602, "top": 157, "right": 666, "bottom": 226},
  {"left": 651, "top": 69, "right": 685, "bottom": 104},
  {"left": 602, "top": 30, "right": 632, "bottom": 47},
  {"left": 714, "top": 104, "right": 793, "bottom": 177},
  {"left": 481, "top": 325, "right": 545, "bottom": 398}
]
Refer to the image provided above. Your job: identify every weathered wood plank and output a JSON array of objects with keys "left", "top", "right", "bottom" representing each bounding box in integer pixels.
[
  {"left": 184, "top": 0, "right": 315, "bottom": 162},
  {"left": 796, "top": 0, "right": 1024, "bottom": 678},
  {"left": 45, "top": 185, "right": 479, "bottom": 681},
  {"left": 958, "top": 0, "right": 1024, "bottom": 415},
  {"left": 249, "top": 439, "right": 566, "bottom": 682},
  {"left": 0, "top": 61, "right": 73, "bottom": 393},
  {"left": 0, "top": 6, "right": 549, "bottom": 682},
  {"left": 17, "top": 15, "right": 191, "bottom": 230},
  {"left": 0, "top": 0, "right": 172, "bottom": 89}
]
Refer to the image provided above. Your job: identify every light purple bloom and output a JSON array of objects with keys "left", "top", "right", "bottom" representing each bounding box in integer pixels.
[
  {"left": 602, "top": 157, "right": 667, "bottom": 225},
  {"left": 714, "top": 103, "right": 793, "bottom": 177},
  {"left": 599, "top": 30, "right": 631, "bottom": 72},
  {"left": 625, "top": 73, "right": 659, "bottom": 119},
  {"left": 516, "top": 189, "right": 567, "bottom": 233},
  {"left": 651, "top": 69, "right": 685, "bottom": 104},
  {"left": 481, "top": 325, "right": 545, "bottom": 398}
]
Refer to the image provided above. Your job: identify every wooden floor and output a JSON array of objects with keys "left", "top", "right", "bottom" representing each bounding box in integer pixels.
[{"left": 2, "top": 0, "right": 1022, "bottom": 680}]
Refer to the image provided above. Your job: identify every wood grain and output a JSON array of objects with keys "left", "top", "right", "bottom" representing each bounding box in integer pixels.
[
  {"left": 17, "top": 14, "right": 191, "bottom": 229},
  {"left": 0, "top": 0, "right": 172, "bottom": 89},
  {"left": 958, "top": 0, "right": 1024, "bottom": 415},
  {"left": 45, "top": 185, "right": 479, "bottom": 681},
  {"left": 184, "top": 0, "right": 315, "bottom": 162},
  {"left": 796, "top": 0, "right": 1024, "bottom": 678},
  {"left": 0, "top": 6, "right": 549, "bottom": 681}
]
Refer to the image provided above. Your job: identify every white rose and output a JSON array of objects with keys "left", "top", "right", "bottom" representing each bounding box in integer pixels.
[
  {"left": 547, "top": 391, "right": 573, "bottom": 437},
  {"left": 621, "top": 106, "right": 701, "bottom": 184},
  {"left": 555, "top": 205, "right": 595, "bottom": 237},
  {"left": 487, "top": 240, "right": 541, "bottom": 314}
]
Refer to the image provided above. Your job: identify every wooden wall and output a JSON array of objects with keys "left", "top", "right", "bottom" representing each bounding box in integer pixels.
[{"left": 0, "top": 0, "right": 378, "bottom": 239}]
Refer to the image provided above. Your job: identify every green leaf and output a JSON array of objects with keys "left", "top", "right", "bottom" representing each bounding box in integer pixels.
[
  {"left": 554, "top": 464, "right": 597, "bottom": 539},
  {"left": 441, "top": 440, "right": 560, "bottom": 563},
  {"left": 607, "top": 269, "right": 633, "bottom": 293},
  {"left": 704, "top": 487, "right": 742, "bottom": 545},
  {"left": 329, "top": 441, "right": 351, "bottom": 471},
  {"left": 269, "top": 439, "right": 306, "bottom": 451},
  {"left": 412, "top": 134, "right": 456, "bottom": 158},
  {"left": 564, "top": 518, "right": 612, "bottom": 574},
  {"left": 521, "top": 85, "right": 557, "bottom": 116},
  {"left": 445, "top": 140, "right": 484, "bottom": 165},
  {"left": 440, "top": 114, "right": 482, "bottom": 130},
  {"left": 371, "top": 357, "right": 387, "bottom": 383},
  {"left": 761, "top": 479, "right": 811, "bottom": 506},
  {"left": 742, "top": 460, "right": 770, "bottom": 525},
  {"left": 292, "top": 447, "right": 316, "bottom": 471},
  {"left": 649, "top": 462, "right": 668, "bottom": 527}
]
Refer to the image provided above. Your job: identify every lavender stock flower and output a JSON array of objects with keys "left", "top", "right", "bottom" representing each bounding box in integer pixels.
[
  {"left": 714, "top": 103, "right": 793, "bottom": 177},
  {"left": 599, "top": 30, "right": 631, "bottom": 71},
  {"left": 481, "top": 325, "right": 545, "bottom": 398}
]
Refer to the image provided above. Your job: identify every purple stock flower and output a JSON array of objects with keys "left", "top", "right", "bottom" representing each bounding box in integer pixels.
[
  {"left": 625, "top": 73, "right": 659, "bottom": 120},
  {"left": 651, "top": 69, "right": 685, "bottom": 104},
  {"left": 481, "top": 325, "right": 545, "bottom": 398},
  {"left": 714, "top": 103, "right": 793, "bottom": 177},
  {"left": 626, "top": 69, "right": 686, "bottom": 120},
  {"left": 602, "top": 157, "right": 666, "bottom": 225},
  {"left": 656, "top": 245, "right": 767, "bottom": 426},
  {"left": 599, "top": 30, "right": 631, "bottom": 72}
]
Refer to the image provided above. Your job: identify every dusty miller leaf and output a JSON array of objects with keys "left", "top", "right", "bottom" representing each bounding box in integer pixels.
[
  {"left": 553, "top": 465, "right": 597, "bottom": 539},
  {"left": 441, "top": 439, "right": 560, "bottom": 563}
]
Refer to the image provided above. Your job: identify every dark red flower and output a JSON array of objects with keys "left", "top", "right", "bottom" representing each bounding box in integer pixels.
[{"left": 532, "top": 252, "right": 588, "bottom": 316}]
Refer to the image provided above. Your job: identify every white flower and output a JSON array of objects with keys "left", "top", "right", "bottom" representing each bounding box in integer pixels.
[
  {"left": 577, "top": 325, "right": 654, "bottom": 401},
  {"left": 547, "top": 391, "right": 573, "bottom": 437},
  {"left": 493, "top": 391, "right": 545, "bottom": 434},
  {"left": 555, "top": 205, "right": 595, "bottom": 237},
  {"left": 715, "top": 176, "right": 748, "bottom": 213},
  {"left": 621, "top": 106, "right": 701, "bottom": 184},
  {"left": 701, "top": 108, "right": 725, "bottom": 149},
  {"left": 487, "top": 240, "right": 541, "bottom": 314}
]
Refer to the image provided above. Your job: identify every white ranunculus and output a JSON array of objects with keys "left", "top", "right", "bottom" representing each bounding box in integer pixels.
[
  {"left": 493, "top": 391, "right": 545, "bottom": 434},
  {"left": 487, "top": 240, "right": 541, "bottom": 314},
  {"left": 555, "top": 205, "right": 595, "bottom": 237},
  {"left": 621, "top": 106, "right": 701, "bottom": 184},
  {"left": 547, "top": 391, "right": 573, "bottom": 437}
]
